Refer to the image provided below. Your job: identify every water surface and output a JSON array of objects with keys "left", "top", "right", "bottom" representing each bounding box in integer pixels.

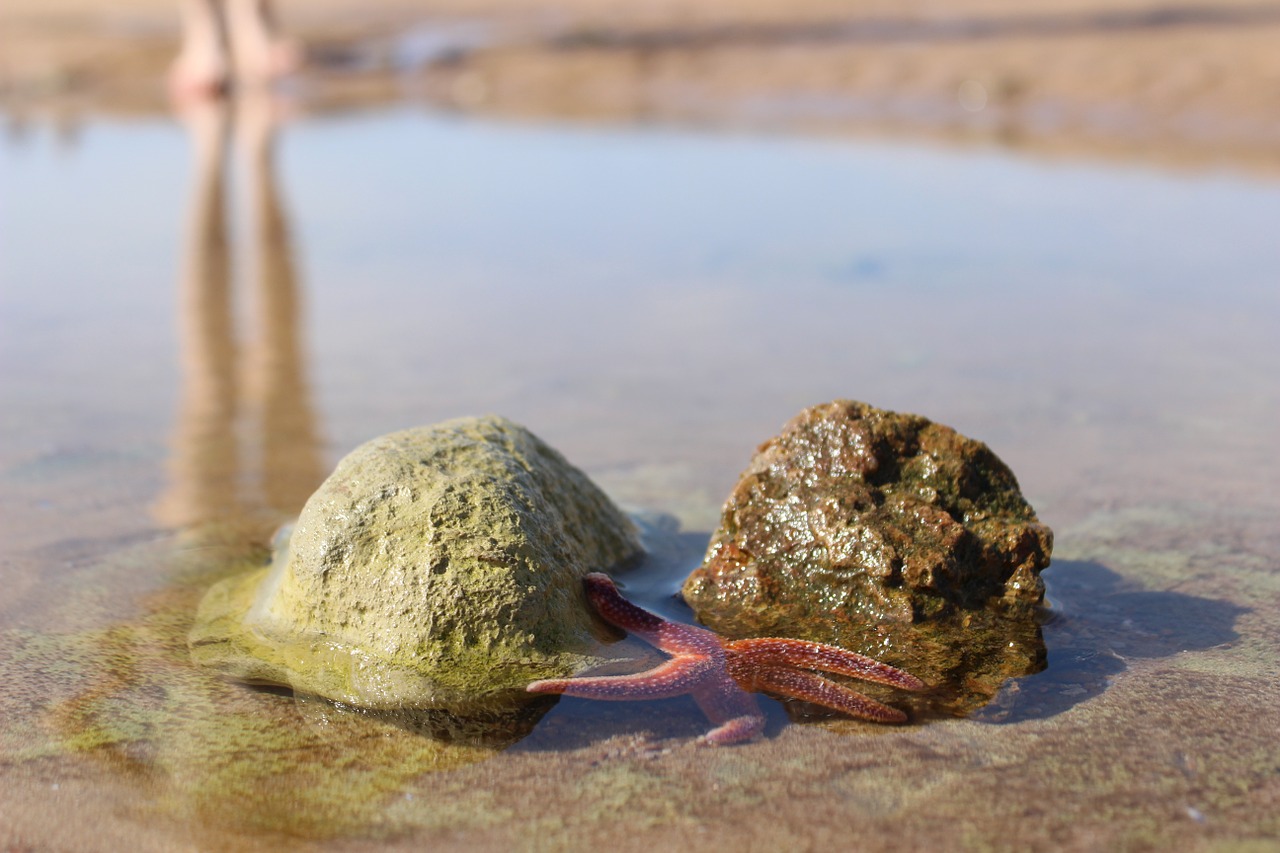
[{"left": 2, "top": 106, "right": 1278, "bottom": 850}]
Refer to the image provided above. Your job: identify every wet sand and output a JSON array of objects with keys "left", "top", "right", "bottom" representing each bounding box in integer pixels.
[{"left": 4, "top": 0, "right": 1280, "bottom": 172}]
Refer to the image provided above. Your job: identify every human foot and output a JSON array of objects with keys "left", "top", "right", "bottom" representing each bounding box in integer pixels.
[
  {"left": 227, "top": 0, "right": 302, "bottom": 86},
  {"left": 169, "top": 42, "right": 231, "bottom": 100}
]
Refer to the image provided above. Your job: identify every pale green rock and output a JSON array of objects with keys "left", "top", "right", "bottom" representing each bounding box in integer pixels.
[{"left": 189, "top": 415, "right": 642, "bottom": 715}]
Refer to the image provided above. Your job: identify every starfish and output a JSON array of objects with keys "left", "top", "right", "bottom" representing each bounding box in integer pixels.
[{"left": 527, "top": 573, "right": 926, "bottom": 745}]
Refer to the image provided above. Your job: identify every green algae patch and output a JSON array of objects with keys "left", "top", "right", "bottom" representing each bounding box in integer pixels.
[
  {"left": 190, "top": 415, "right": 643, "bottom": 716},
  {"left": 683, "top": 400, "right": 1053, "bottom": 715},
  {"left": 51, "top": 620, "right": 502, "bottom": 840},
  {"left": 10, "top": 535, "right": 509, "bottom": 844}
]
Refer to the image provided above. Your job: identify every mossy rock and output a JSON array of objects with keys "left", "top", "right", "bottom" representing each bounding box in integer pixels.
[{"left": 190, "top": 415, "right": 642, "bottom": 716}]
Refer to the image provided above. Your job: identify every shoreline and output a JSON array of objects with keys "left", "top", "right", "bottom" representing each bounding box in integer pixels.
[{"left": 4, "top": 1, "right": 1280, "bottom": 174}]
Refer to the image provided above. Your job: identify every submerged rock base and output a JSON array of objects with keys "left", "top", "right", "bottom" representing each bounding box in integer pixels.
[{"left": 682, "top": 400, "right": 1053, "bottom": 714}]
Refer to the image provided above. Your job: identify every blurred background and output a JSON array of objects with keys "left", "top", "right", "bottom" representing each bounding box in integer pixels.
[{"left": 4, "top": 0, "right": 1280, "bottom": 171}]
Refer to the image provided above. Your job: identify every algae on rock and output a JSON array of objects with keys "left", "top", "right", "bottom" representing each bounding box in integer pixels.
[
  {"left": 682, "top": 400, "right": 1053, "bottom": 714},
  {"left": 190, "top": 415, "right": 643, "bottom": 716}
]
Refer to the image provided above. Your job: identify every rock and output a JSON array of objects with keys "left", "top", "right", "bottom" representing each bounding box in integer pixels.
[
  {"left": 681, "top": 400, "right": 1053, "bottom": 714},
  {"left": 190, "top": 415, "right": 643, "bottom": 717}
]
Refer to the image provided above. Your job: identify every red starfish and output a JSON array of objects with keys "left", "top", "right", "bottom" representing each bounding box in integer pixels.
[{"left": 527, "top": 573, "right": 926, "bottom": 745}]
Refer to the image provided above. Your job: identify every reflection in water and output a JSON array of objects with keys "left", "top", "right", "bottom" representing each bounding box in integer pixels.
[
  {"left": 31, "top": 95, "right": 508, "bottom": 842},
  {"left": 154, "top": 94, "right": 324, "bottom": 541},
  {"left": 242, "top": 101, "right": 325, "bottom": 517}
]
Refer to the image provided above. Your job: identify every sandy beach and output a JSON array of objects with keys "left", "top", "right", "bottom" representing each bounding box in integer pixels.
[{"left": 4, "top": 0, "right": 1280, "bottom": 171}]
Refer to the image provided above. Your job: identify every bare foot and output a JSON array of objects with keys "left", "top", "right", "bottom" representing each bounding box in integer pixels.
[
  {"left": 170, "top": 0, "right": 232, "bottom": 101},
  {"left": 169, "top": 47, "right": 231, "bottom": 101},
  {"left": 227, "top": 0, "right": 303, "bottom": 86},
  {"left": 251, "top": 37, "right": 303, "bottom": 82}
]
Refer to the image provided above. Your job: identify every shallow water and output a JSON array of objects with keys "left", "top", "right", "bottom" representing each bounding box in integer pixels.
[{"left": 2, "top": 104, "right": 1279, "bottom": 850}]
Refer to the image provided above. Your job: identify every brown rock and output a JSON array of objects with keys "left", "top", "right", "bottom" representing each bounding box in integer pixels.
[{"left": 682, "top": 400, "right": 1053, "bottom": 715}]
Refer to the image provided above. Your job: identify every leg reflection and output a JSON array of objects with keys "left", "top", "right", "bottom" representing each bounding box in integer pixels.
[
  {"left": 237, "top": 93, "right": 324, "bottom": 517},
  {"left": 156, "top": 98, "right": 241, "bottom": 534},
  {"left": 158, "top": 93, "right": 322, "bottom": 541}
]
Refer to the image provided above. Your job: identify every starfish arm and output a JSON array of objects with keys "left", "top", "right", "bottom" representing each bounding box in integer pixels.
[
  {"left": 701, "top": 714, "right": 766, "bottom": 746},
  {"left": 691, "top": 679, "right": 766, "bottom": 745},
  {"left": 727, "top": 637, "right": 925, "bottom": 691},
  {"left": 526, "top": 654, "right": 713, "bottom": 701},
  {"left": 745, "top": 665, "right": 910, "bottom": 724},
  {"left": 582, "top": 573, "right": 719, "bottom": 654}
]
